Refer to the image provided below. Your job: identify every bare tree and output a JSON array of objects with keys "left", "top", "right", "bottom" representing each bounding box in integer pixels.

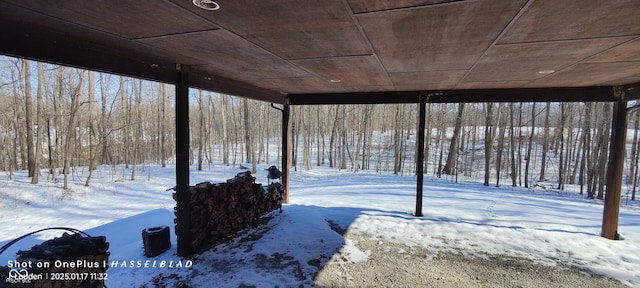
[
  {"left": 443, "top": 103, "right": 464, "bottom": 175},
  {"left": 328, "top": 106, "right": 338, "bottom": 168},
  {"left": 568, "top": 103, "right": 583, "bottom": 185},
  {"left": 99, "top": 73, "right": 114, "bottom": 165},
  {"left": 556, "top": 103, "right": 567, "bottom": 190},
  {"left": 130, "top": 79, "right": 143, "bottom": 180},
  {"left": 524, "top": 103, "right": 536, "bottom": 188},
  {"left": 483, "top": 103, "right": 494, "bottom": 186},
  {"left": 31, "top": 63, "right": 45, "bottom": 184},
  {"left": 579, "top": 102, "right": 592, "bottom": 195},
  {"left": 539, "top": 102, "right": 551, "bottom": 181},
  {"left": 631, "top": 111, "right": 640, "bottom": 201},
  {"left": 84, "top": 71, "right": 99, "bottom": 186},
  {"left": 302, "top": 106, "right": 313, "bottom": 170},
  {"left": 197, "top": 89, "right": 205, "bottom": 171},
  {"left": 495, "top": 103, "right": 507, "bottom": 187},
  {"left": 220, "top": 95, "right": 230, "bottom": 164},
  {"left": 587, "top": 103, "right": 612, "bottom": 199},
  {"left": 63, "top": 70, "right": 85, "bottom": 190},
  {"left": 18, "top": 60, "right": 36, "bottom": 177},
  {"left": 628, "top": 110, "right": 639, "bottom": 186},
  {"left": 436, "top": 104, "right": 446, "bottom": 178},
  {"left": 393, "top": 105, "right": 406, "bottom": 175},
  {"left": 509, "top": 103, "right": 517, "bottom": 187},
  {"left": 595, "top": 103, "right": 612, "bottom": 200}
]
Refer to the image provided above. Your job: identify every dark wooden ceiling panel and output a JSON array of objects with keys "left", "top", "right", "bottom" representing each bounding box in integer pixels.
[
  {"left": 347, "top": 0, "right": 460, "bottom": 13},
  {"left": 291, "top": 56, "right": 392, "bottom": 87},
  {"left": 586, "top": 38, "right": 640, "bottom": 63},
  {"left": 138, "top": 30, "right": 311, "bottom": 80},
  {"left": 389, "top": 70, "right": 467, "bottom": 90},
  {"left": 528, "top": 62, "right": 640, "bottom": 88},
  {"left": 499, "top": 0, "right": 640, "bottom": 44},
  {"left": 170, "top": 0, "right": 371, "bottom": 60},
  {"left": 4, "top": 0, "right": 217, "bottom": 39},
  {"left": 1, "top": 0, "right": 639, "bottom": 103},
  {"left": 357, "top": 0, "right": 527, "bottom": 72},
  {"left": 0, "top": 2, "right": 183, "bottom": 84},
  {"left": 465, "top": 38, "right": 631, "bottom": 82}
]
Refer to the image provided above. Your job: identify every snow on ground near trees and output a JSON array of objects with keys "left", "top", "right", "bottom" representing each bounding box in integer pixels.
[{"left": 0, "top": 165, "right": 639, "bottom": 287}]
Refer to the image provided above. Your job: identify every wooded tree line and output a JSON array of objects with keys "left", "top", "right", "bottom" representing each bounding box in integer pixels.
[{"left": 1, "top": 58, "right": 639, "bottom": 201}]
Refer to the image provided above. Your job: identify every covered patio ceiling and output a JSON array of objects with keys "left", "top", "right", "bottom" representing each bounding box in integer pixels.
[
  {"left": 1, "top": 0, "right": 640, "bottom": 104},
  {"left": 2, "top": 0, "right": 640, "bottom": 253}
]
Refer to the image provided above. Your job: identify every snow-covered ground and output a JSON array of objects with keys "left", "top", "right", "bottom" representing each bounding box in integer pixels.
[{"left": 0, "top": 164, "right": 639, "bottom": 287}]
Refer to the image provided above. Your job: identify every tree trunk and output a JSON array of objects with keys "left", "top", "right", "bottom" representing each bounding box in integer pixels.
[
  {"left": 495, "top": 103, "right": 506, "bottom": 187},
  {"left": 31, "top": 62, "right": 44, "bottom": 184},
  {"left": 509, "top": 103, "right": 517, "bottom": 187},
  {"left": 63, "top": 70, "right": 86, "bottom": 190},
  {"left": 159, "top": 83, "right": 167, "bottom": 167},
  {"left": 242, "top": 98, "right": 256, "bottom": 173},
  {"left": 436, "top": 104, "right": 446, "bottom": 178},
  {"left": 20, "top": 60, "right": 36, "bottom": 177},
  {"left": 303, "top": 107, "right": 313, "bottom": 170},
  {"left": 316, "top": 107, "right": 323, "bottom": 166},
  {"left": 568, "top": 104, "right": 583, "bottom": 185},
  {"left": 85, "top": 71, "right": 99, "bottom": 186},
  {"left": 291, "top": 108, "right": 300, "bottom": 171},
  {"left": 596, "top": 103, "right": 612, "bottom": 200},
  {"left": 130, "top": 80, "right": 142, "bottom": 180},
  {"left": 540, "top": 102, "right": 551, "bottom": 181},
  {"left": 484, "top": 103, "right": 494, "bottom": 186},
  {"left": 579, "top": 103, "right": 592, "bottom": 195},
  {"left": 628, "top": 111, "right": 639, "bottom": 187},
  {"left": 340, "top": 107, "right": 348, "bottom": 170},
  {"left": 394, "top": 105, "right": 406, "bottom": 175},
  {"left": 98, "top": 74, "right": 111, "bottom": 165},
  {"left": 524, "top": 103, "right": 536, "bottom": 188},
  {"left": 425, "top": 104, "right": 433, "bottom": 176},
  {"left": 588, "top": 103, "right": 611, "bottom": 199},
  {"left": 468, "top": 107, "right": 477, "bottom": 178},
  {"left": 557, "top": 103, "right": 567, "bottom": 190},
  {"left": 631, "top": 111, "right": 640, "bottom": 201},
  {"left": 328, "top": 106, "right": 339, "bottom": 168},
  {"left": 443, "top": 103, "right": 464, "bottom": 175},
  {"left": 198, "top": 90, "right": 205, "bottom": 171}
]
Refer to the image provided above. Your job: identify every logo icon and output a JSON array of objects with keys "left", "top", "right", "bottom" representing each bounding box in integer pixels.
[{"left": 6, "top": 269, "right": 40, "bottom": 284}]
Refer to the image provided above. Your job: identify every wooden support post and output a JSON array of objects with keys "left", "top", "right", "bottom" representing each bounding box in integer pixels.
[
  {"left": 601, "top": 99, "right": 627, "bottom": 240},
  {"left": 175, "top": 66, "right": 192, "bottom": 256},
  {"left": 415, "top": 94, "right": 426, "bottom": 216},
  {"left": 282, "top": 97, "right": 291, "bottom": 203}
]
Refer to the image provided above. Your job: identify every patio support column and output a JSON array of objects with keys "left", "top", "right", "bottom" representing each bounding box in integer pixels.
[
  {"left": 601, "top": 98, "right": 627, "bottom": 240},
  {"left": 282, "top": 96, "right": 291, "bottom": 203},
  {"left": 175, "top": 65, "right": 192, "bottom": 256},
  {"left": 415, "top": 93, "right": 427, "bottom": 216}
]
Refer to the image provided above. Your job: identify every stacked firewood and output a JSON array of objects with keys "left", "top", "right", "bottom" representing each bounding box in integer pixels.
[
  {"left": 5, "top": 233, "right": 109, "bottom": 288},
  {"left": 175, "top": 171, "right": 284, "bottom": 252}
]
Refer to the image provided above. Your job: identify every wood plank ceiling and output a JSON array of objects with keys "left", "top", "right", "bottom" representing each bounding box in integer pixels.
[{"left": 1, "top": 0, "right": 640, "bottom": 104}]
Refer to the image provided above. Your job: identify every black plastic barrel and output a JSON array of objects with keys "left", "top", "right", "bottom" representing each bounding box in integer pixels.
[{"left": 142, "top": 226, "right": 171, "bottom": 257}]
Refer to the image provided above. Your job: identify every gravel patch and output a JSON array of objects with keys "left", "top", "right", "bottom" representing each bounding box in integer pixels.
[{"left": 313, "top": 233, "right": 625, "bottom": 288}]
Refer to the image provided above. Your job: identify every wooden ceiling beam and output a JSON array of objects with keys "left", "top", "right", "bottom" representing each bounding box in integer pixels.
[
  {"left": 426, "top": 86, "right": 617, "bottom": 103},
  {"left": 289, "top": 86, "right": 617, "bottom": 105},
  {"left": 289, "top": 91, "right": 421, "bottom": 105},
  {"left": 187, "top": 68, "right": 286, "bottom": 104},
  {"left": 622, "top": 82, "right": 640, "bottom": 101}
]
